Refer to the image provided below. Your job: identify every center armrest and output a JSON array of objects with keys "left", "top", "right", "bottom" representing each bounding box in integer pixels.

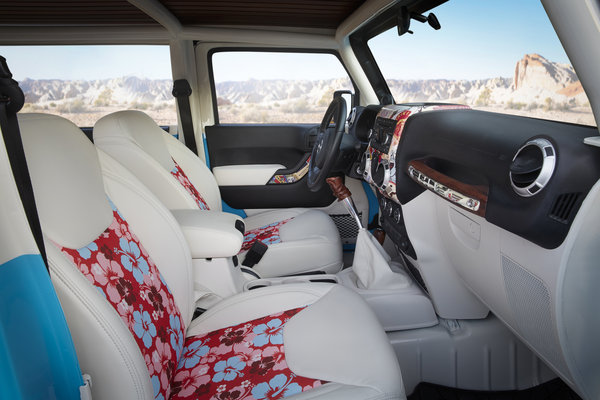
[{"left": 171, "top": 210, "right": 244, "bottom": 259}]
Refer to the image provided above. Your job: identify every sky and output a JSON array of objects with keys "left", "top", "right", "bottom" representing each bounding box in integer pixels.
[
  {"left": 0, "top": 45, "right": 172, "bottom": 81},
  {"left": 369, "top": 0, "right": 571, "bottom": 80},
  {"left": 0, "top": 0, "right": 571, "bottom": 82}
]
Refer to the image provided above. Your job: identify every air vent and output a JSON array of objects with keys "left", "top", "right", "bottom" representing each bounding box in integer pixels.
[
  {"left": 509, "top": 138, "right": 556, "bottom": 197},
  {"left": 549, "top": 193, "right": 580, "bottom": 223}
]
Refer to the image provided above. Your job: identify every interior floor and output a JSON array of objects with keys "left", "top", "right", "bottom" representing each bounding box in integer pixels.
[{"left": 408, "top": 378, "right": 581, "bottom": 400}]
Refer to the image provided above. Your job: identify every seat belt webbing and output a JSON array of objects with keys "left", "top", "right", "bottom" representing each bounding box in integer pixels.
[
  {"left": 0, "top": 56, "right": 48, "bottom": 268},
  {"left": 172, "top": 79, "right": 198, "bottom": 155}
]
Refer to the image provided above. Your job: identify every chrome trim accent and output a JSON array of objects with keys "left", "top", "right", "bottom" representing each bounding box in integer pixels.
[
  {"left": 408, "top": 166, "right": 481, "bottom": 212},
  {"left": 342, "top": 197, "right": 364, "bottom": 229},
  {"left": 510, "top": 138, "right": 556, "bottom": 197}
]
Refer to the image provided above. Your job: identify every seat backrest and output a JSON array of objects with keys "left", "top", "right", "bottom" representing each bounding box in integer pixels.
[
  {"left": 19, "top": 113, "right": 195, "bottom": 400},
  {"left": 93, "top": 110, "right": 222, "bottom": 212}
]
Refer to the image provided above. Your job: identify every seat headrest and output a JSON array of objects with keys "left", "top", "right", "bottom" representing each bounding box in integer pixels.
[
  {"left": 94, "top": 110, "right": 175, "bottom": 172},
  {"left": 18, "top": 113, "right": 113, "bottom": 248}
]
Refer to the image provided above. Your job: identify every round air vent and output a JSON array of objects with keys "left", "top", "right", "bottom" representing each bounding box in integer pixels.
[{"left": 509, "top": 138, "right": 556, "bottom": 197}]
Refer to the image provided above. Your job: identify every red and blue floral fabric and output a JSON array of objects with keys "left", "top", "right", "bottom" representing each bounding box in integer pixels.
[
  {"left": 240, "top": 219, "right": 292, "bottom": 253},
  {"left": 59, "top": 200, "right": 322, "bottom": 400},
  {"left": 170, "top": 158, "right": 210, "bottom": 210},
  {"left": 171, "top": 307, "right": 324, "bottom": 400},
  {"left": 59, "top": 200, "right": 186, "bottom": 400}
]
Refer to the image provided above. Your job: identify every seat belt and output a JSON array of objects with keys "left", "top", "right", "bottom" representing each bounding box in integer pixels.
[
  {"left": 172, "top": 79, "right": 198, "bottom": 155},
  {"left": 0, "top": 56, "right": 48, "bottom": 267}
]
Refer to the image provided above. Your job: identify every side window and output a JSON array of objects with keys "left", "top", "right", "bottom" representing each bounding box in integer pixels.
[
  {"left": 211, "top": 51, "right": 353, "bottom": 124},
  {"left": 0, "top": 45, "right": 176, "bottom": 127}
]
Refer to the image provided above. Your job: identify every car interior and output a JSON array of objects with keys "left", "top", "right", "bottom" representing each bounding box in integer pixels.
[{"left": 1, "top": 1, "right": 599, "bottom": 400}]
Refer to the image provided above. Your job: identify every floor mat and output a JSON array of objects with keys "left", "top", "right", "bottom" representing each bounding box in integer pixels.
[{"left": 408, "top": 378, "right": 581, "bottom": 400}]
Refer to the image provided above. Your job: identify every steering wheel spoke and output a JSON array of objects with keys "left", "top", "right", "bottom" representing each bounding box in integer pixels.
[{"left": 307, "top": 97, "right": 347, "bottom": 192}]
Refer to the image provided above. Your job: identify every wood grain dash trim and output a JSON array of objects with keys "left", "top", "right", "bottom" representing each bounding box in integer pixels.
[{"left": 407, "top": 160, "right": 488, "bottom": 217}]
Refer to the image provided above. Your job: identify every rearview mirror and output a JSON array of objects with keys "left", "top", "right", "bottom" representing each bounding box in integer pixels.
[
  {"left": 397, "top": 6, "right": 412, "bottom": 35},
  {"left": 397, "top": 6, "right": 441, "bottom": 36}
]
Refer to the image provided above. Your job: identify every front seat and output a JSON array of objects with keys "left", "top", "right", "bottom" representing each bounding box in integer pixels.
[
  {"left": 19, "top": 113, "right": 405, "bottom": 400},
  {"left": 93, "top": 110, "right": 342, "bottom": 278}
]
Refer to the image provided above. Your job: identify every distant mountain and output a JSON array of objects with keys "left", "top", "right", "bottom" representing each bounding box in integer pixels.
[
  {"left": 19, "top": 54, "right": 588, "bottom": 112},
  {"left": 20, "top": 76, "right": 173, "bottom": 106},
  {"left": 514, "top": 53, "right": 579, "bottom": 92},
  {"left": 388, "top": 54, "right": 587, "bottom": 107},
  {"left": 215, "top": 77, "right": 352, "bottom": 105}
]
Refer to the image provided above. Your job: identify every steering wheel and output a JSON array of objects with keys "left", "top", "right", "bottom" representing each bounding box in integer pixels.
[{"left": 307, "top": 97, "right": 347, "bottom": 192}]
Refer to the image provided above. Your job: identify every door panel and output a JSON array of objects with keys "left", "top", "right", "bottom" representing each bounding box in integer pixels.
[{"left": 205, "top": 124, "right": 335, "bottom": 208}]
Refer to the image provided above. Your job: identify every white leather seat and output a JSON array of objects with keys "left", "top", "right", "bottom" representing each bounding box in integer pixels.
[
  {"left": 19, "top": 113, "right": 405, "bottom": 400},
  {"left": 93, "top": 110, "right": 342, "bottom": 278}
]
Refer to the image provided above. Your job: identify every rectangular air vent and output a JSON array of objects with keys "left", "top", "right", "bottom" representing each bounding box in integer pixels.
[{"left": 549, "top": 193, "right": 580, "bottom": 224}]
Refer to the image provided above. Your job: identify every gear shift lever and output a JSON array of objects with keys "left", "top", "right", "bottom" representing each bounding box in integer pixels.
[{"left": 326, "top": 177, "right": 363, "bottom": 229}]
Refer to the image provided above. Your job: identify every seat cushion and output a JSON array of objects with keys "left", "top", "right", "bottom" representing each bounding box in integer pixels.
[
  {"left": 171, "top": 307, "right": 324, "bottom": 400},
  {"left": 242, "top": 209, "right": 343, "bottom": 277},
  {"left": 185, "top": 284, "right": 406, "bottom": 400}
]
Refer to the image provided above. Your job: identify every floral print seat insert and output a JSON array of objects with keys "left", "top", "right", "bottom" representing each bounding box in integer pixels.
[
  {"left": 170, "top": 158, "right": 211, "bottom": 210},
  {"left": 240, "top": 219, "right": 292, "bottom": 253},
  {"left": 59, "top": 199, "right": 322, "bottom": 400},
  {"left": 171, "top": 308, "right": 324, "bottom": 400}
]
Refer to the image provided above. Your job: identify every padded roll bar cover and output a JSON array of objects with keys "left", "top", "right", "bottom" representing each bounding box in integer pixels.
[
  {"left": 171, "top": 209, "right": 244, "bottom": 258},
  {"left": 0, "top": 56, "right": 24, "bottom": 113}
]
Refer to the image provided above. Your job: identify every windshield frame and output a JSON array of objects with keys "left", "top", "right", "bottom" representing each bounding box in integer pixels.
[{"left": 349, "top": 0, "right": 447, "bottom": 104}]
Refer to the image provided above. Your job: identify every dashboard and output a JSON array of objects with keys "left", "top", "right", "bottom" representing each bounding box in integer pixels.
[
  {"left": 356, "top": 104, "right": 600, "bottom": 249},
  {"left": 351, "top": 103, "right": 600, "bottom": 398}
]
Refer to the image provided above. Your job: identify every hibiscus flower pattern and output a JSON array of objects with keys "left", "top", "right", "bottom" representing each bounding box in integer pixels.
[
  {"left": 170, "top": 158, "right": 210, "bottom": 210},
  {"left": 170, "top": 308, "right": 324, "bottom": 400},
  {"left": 240, "top": 219, "right": 292, "bottom": 253},
  {"left": 59, "top": 199, "right": 185, "bottom": 400}
]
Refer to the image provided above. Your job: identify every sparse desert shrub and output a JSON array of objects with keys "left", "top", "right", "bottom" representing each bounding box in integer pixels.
[
  {"left": 217, "top": 97, "right": 232, "bottom": 106},
  {"left": 94, "top": 88, "right": 113, "bottom": 107},
  {"left": 129, "top": 101, "right": 151, "bottom": 110},
  {"left": 475, "top": 88, "right": 492, "bottom": 106},
  {"left": 543, "top": 97, "right": 554, "bottom": 111},
  {"left": 293, "top": 98, "right": 310, "bottom": 113},
  {"left": 507, "top": 99, "right": 526, "bottom": 110},
  {"left": 527, "top": 102, "right": 538, "bottom": 111},
  {"left": 318, "top": 91, "right": 332, "bottom": 107},
  {"left": 56, "top": 99, "right": 87, "bottom": 113},
  {"left": 152, "top": 102, "right": 174, "bottom": 111}
]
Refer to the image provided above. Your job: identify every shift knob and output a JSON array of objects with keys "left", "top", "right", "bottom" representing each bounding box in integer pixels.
[{"left": 326, "top": 176, "right": 351, "bottom": 201}]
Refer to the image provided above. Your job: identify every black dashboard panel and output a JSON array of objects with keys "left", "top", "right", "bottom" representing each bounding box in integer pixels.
[{"left": 395, "top": 109, "right": 600, "bottom": 249}]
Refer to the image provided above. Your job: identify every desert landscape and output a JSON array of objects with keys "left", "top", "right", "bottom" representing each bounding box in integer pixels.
[{"left": 19, "top": 54, "right": 595, "bottom": 127}]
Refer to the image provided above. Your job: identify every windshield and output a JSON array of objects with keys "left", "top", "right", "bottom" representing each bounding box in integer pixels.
[{"left": 368, "top": 0, "right": 596, "bottom": 126}]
